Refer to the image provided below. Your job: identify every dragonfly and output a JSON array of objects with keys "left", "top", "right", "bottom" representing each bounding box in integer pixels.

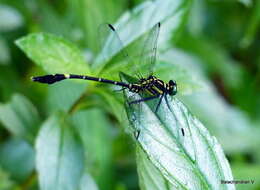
[{"left": 32, "top": 22, "right": 178, "bottom": 114}]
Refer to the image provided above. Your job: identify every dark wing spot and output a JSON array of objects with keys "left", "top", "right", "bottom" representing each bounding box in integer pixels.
[{"left": 181, "top": 128, "right": 185, "bottom": 136}]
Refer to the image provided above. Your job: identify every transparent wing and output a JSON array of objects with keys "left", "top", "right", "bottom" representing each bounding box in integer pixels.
[
  {"left": 96, "top": 23, "right": 132, "bottom": 75},
  {"left": 96, "top": 23, "right": 161, "bottom": 79},
  {"left": 138, "top": 22, "right": 161, "bottom": 77},
  {"left": 125, "top": 92, "right": 143, "bottom": 138}
]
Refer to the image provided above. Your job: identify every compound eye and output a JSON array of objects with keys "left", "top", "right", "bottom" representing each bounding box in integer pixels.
[
  {"left": 169, "top": 80, "right": 176, "bottom": 85},
  {"left": 169, "top": 80, "right": 177, "bottom": 96}
]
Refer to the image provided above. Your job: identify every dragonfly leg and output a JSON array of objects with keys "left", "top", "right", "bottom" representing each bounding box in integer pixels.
[
  {"left": 155, "top": 94, "right": 164, "bottom": 113},
  {"left": 128, "top": 95, "right": 159, "bottom": 105},
  {"left": 164, "top": 95, "right": 185, "bottom": 136},
  {"left": 164, "top": 94, "right": 171, "bottom": 111},
  {"left": 113, "top": 87, "right": 127, "bottom": 92}
]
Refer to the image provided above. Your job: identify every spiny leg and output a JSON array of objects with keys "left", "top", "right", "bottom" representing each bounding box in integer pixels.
[
  {"left": 164, "top": 95, "right": 185, "bottom": 136},
  {"left": 128, "top": 95, "right": 159, "bottom": 140},
  {"left": 164, "top": 94, "right": 171, "bottom": 111},
  {"left": 113, "top": 87, "right": 127, "bottom": 92},
  {"left": 155, "top": 94, "right": 164, "bottom": 113},
  {"left": 128, "top": 95, "right": 159, "bottom": 105},
  {"left": 126, "top": 94, "right": 143, "bottom": 140}
]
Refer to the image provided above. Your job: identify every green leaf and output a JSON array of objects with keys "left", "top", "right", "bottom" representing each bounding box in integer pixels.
[
  {"left": 79, "top": 173, "right": 99, "bottom": 190},
  {"left": 0, "top": 94, "right": 40, "bottom": 142},
  {"left": 94, "top": 0, "right": 191, "bottom": 73},
  {"left": 69, "top": 0, "right": 125, "bottom": 52},
  {"left": 0, "top": 138, "right": 35, "bottom": 182},
  {"left": 36, "top": 1, "right": 71, "bottom": 39},
  {"left": 177, "top": 34, "right": 243, "bottom": 89},
  {"left": 136, "top": 145, "right": 175, "bottom": 190},
  {"left": 93, "top": 88, "right": 125, "bottom": 122},
  {"left": 122, "top": 74, "right": 235, "bottom": 190},
  {"left": 0, "top": 5, "right": 24, "bottom": 32},
  {"left": 157, "top": 48, "right": 207, "bottom": 95},
  {"left": 70, "top": 109, "right": 114, "bottom": 190},
  {"left": 180, "top": 87, "right": 260, "bottom": 154},
  {"left": 159, "top": 49, "right": 259, "bottom": 154},
  {"left": 237, "top": 0, "right": 252, "bottom": 7},
  {"left": 46, "top": 81, "right": 87, "bottom": 113},
  {"left": 35, "top": 113, "right": 85, "bottom": 190},
  {"left": 15, "top": 33, "right": 90, "bottom": 75}
]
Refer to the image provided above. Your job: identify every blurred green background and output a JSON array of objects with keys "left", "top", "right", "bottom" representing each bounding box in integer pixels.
[{"left": 0, "top": 0, "right": 259, "bottom": 190}]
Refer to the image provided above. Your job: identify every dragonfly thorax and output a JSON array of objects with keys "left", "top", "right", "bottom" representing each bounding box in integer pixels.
[{"left": 127, "top": 76, "right": 177, "bottom": 96}]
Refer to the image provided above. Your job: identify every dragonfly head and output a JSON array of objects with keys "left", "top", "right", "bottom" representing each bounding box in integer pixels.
[{"left": 168, "top": 80, "right": 177, "bottom": 96}]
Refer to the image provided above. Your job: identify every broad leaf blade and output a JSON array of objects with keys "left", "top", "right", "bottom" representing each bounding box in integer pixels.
[
  {"left": 70, "top": 109, "right": 114, "bottom": 190},
  {"left": 122, "top": 75, "right": 235, "bottom": 190},
  {"left": 0, "top": 94, "right": 40, "bottom": 142},
  {"left": 0, "top": 5, "right": 24, "bottom": 32},
  {"left": 158, "top": 49, "right": 207, "bottom": 95},
  {"left": 35, "top": 113, "right": 85, "bottom": 190},
  {"left": 137, "top": 145, "right": 175, "bottom": 190},
  {"left": 177, "top": 34, "right": 243, "bottom": 89},
  {"left": 160, "top": 49, "right": 260, "bottom": 153},
  {"left": 46, "top": 80, "right": 87, "bottom": 113},
  {"left": 15, "top": 33, "right": 90, "bottom": 75},
  {"left": 0, "top": 138, "right": 35, "bottom": 182},
  {"left": 16, "top": 33, "right": 90, "bottom": 114},
  {"left": 79, "top": 173, "right": 99, "bottom": 190}
]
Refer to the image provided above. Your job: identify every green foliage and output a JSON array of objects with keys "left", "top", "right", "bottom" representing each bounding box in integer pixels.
[
  {"left": 15, "top": 33, "right": 90, "bottom": 75},
  {"left": 0, "top": 166, "right": 15, "bottom": 190},
  {"left": 0, "top": 0, "right": 259, "bottom": 189},
  {"left": 122, "top": 73, "right": 234, "bottom": 190},
  {"left": 36, "top": 113, "right": 85, "bottom": 190},
  {"left": 70, "top": 109, "right": 114, "bottom": 190},
  {"left": 0, "top": 4, "right": 24, "bottom": 32},
  {"left": 0, "top": 94, "right": 40, "bottom": 142},
  {"left": 0, "top": 138, "right": 35, "bottom": 181}
]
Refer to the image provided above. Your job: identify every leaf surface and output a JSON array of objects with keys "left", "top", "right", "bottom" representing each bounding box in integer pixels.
[
  {"left": 0, "top": 94, "right": 40, "bottom": 142},
  {"left": 36, "top": 113, "right": 85, "bottom": 190},
  {"left": 122, "top": 74, "right": 235, "bottom": 190},
  {"left": 16, "top": 33, "right": 90, "bottom": 75}
]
